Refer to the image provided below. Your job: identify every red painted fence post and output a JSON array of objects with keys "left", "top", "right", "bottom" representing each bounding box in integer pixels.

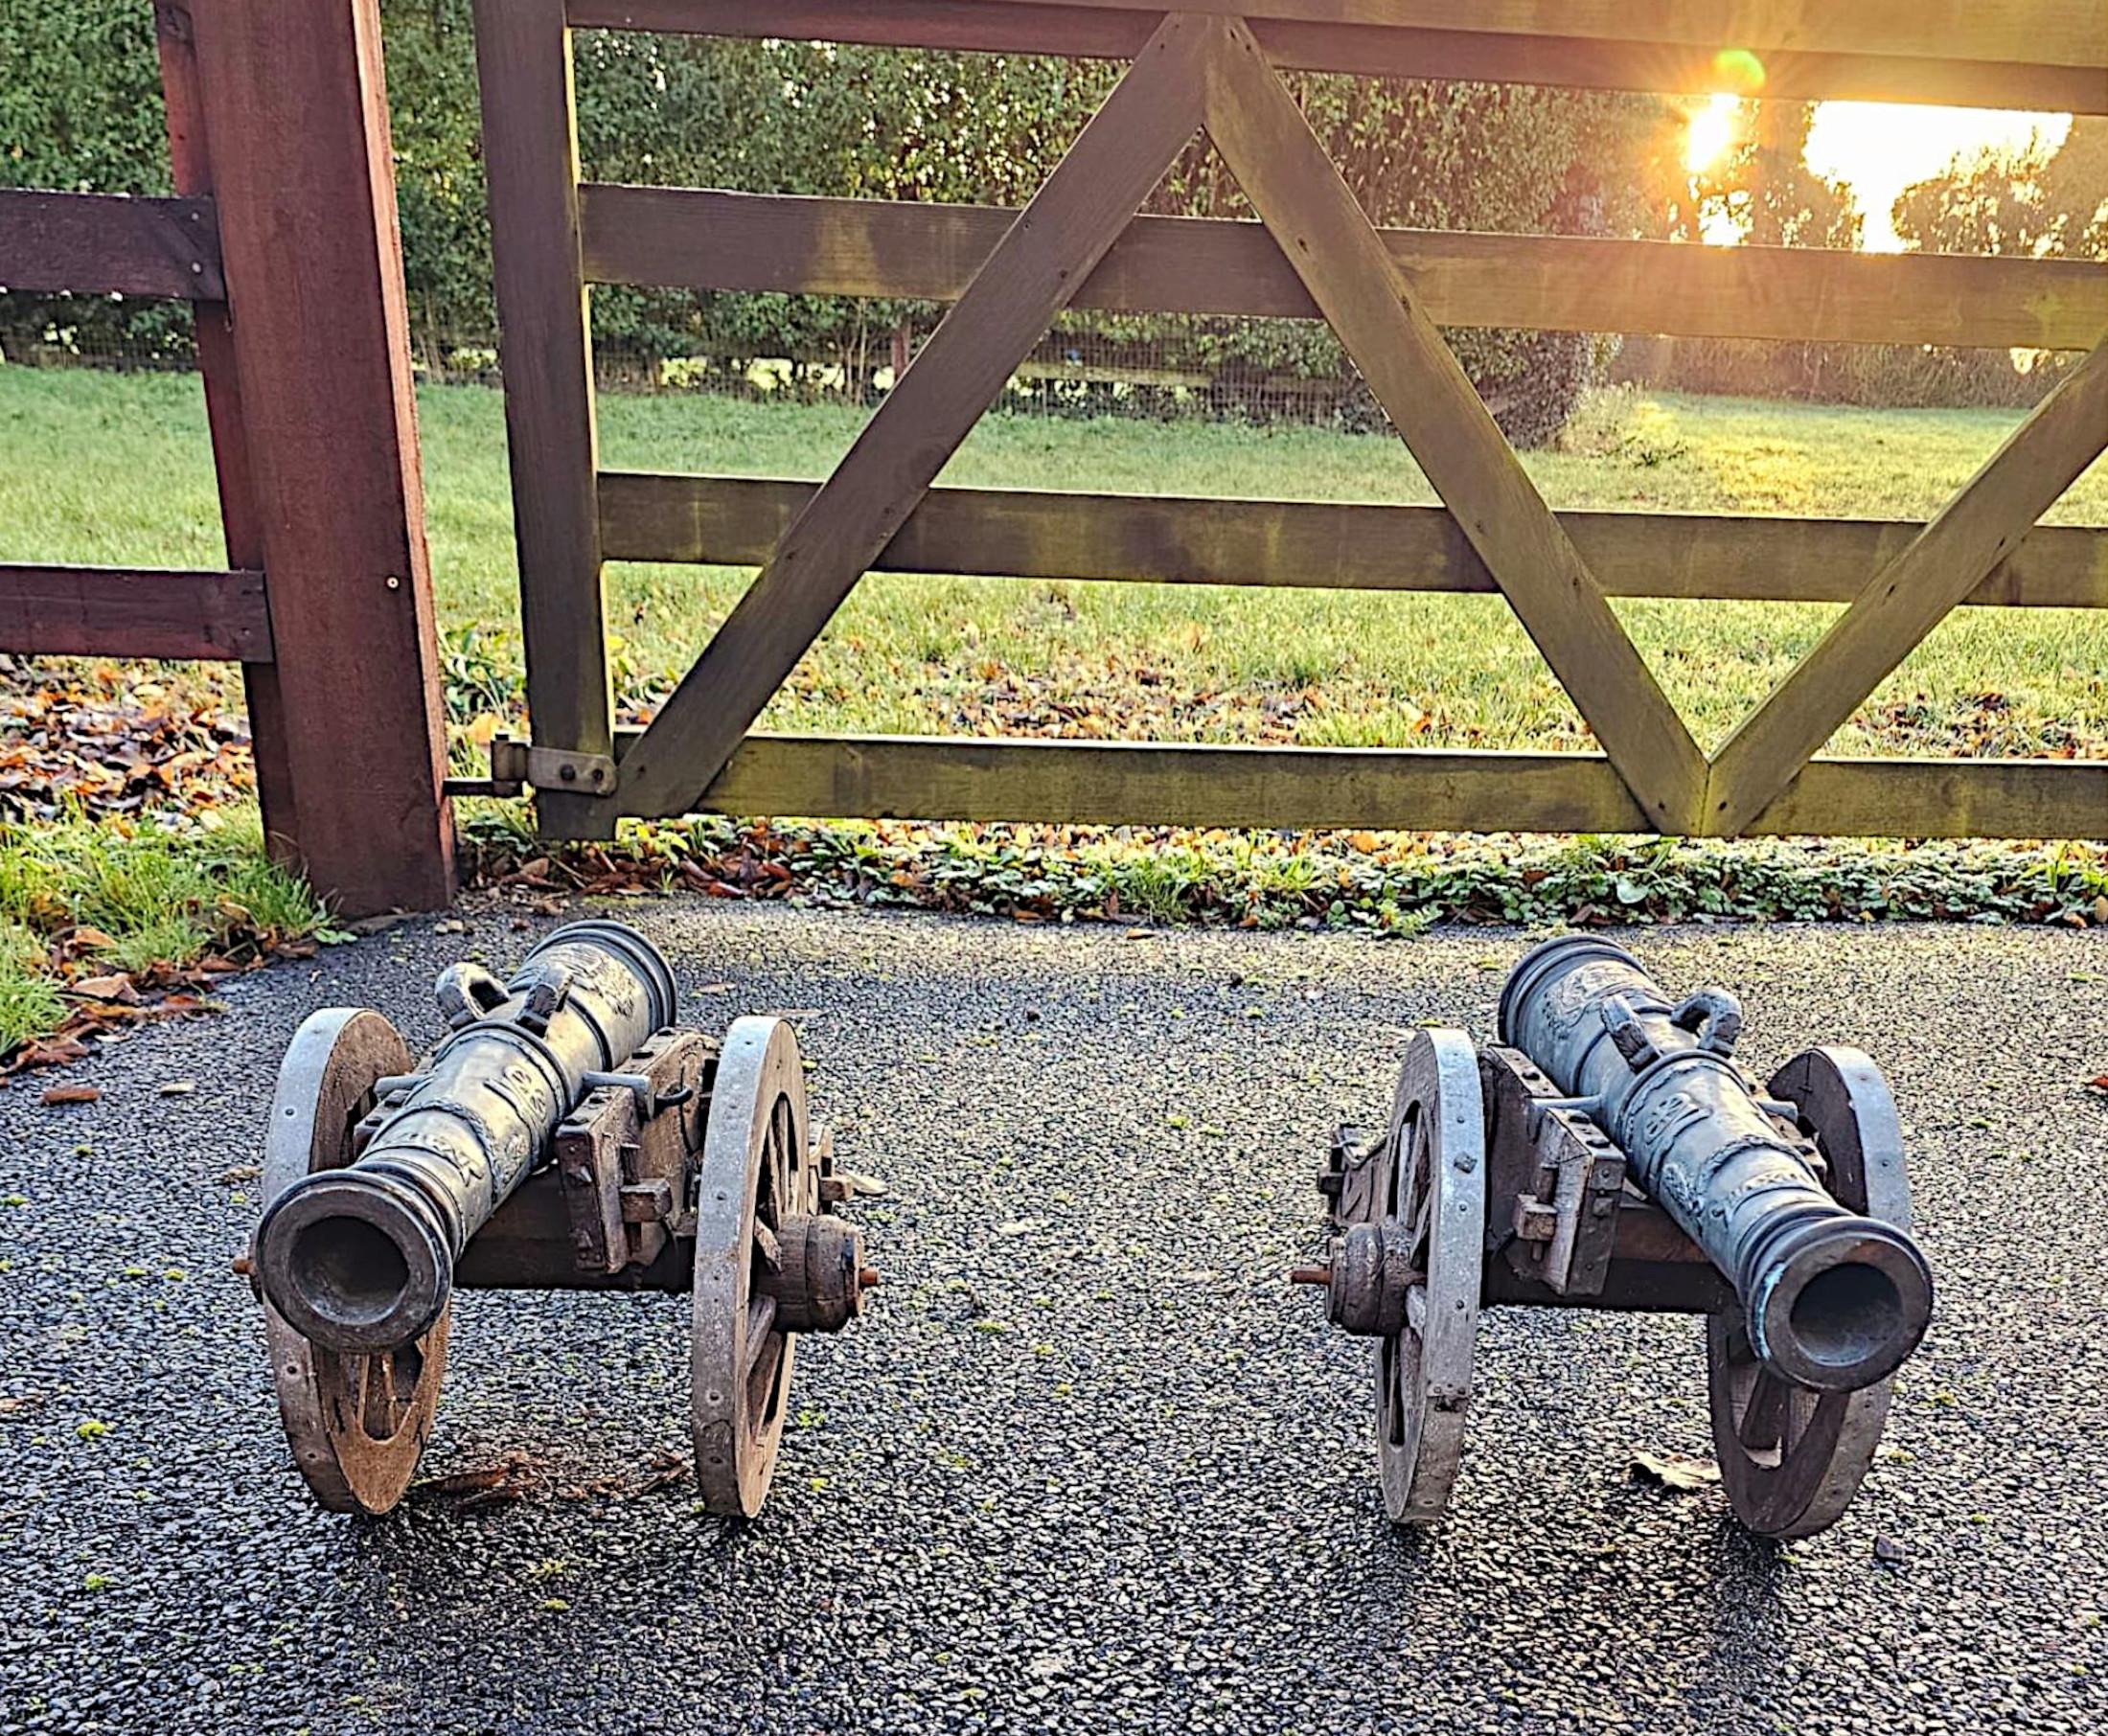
[{"left": 173, "top": 0, "right": 455, "bottom": 915}]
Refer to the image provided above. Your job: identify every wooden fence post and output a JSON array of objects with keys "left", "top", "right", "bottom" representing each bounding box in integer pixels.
[{"left": 180, "top": 0, "right": 454, "bottom": 915}]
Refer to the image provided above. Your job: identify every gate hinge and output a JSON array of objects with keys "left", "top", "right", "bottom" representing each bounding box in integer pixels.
[
  {"left": 444, "top": 732, "right": 619, "bottom": 800},
  {"left": 495, "top": 731, "right": 618, "bottom": 795}
]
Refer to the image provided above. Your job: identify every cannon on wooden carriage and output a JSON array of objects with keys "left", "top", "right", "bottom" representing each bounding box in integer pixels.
[
  {"left": 246, "top": 919, "right": 873, "bottom": 1517},
  {"left": 1301, "top": 936, "right": 1935, "bottom": 1539}
]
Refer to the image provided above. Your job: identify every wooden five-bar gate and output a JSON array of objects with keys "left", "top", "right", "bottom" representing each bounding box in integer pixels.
[
  {"left": 2, "top": 1, "right": 2104, "bottom": 917},
  {"left": 478, "top": 0, "right": 2108, "bottom": 845}
]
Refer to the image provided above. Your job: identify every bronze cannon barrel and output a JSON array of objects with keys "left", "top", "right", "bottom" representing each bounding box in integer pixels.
[
  {"left": 254, "top": 920, "right": 677, "bottom": 1352},
  {"left": 1498, "top": 936, "right": 1932, "bottom": 1392}
]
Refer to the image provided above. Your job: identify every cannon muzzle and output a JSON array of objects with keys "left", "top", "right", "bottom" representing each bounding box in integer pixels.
[
  {"left": 1499, "top": 936, "right": 1932, "bottom": 1392},
  {"left": 254, "top": 920, "right": 677, "bottom": 1352}
]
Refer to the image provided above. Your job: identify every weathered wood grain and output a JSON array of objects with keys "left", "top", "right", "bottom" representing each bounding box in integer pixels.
[
  {"left": 595, "top": 472, "right": 2108, "bottom": 610},
  {"left": 564, "top": 1, "right": 2108, "bottom": 112},
  {"left": 0, "top": 190, "right": 223, "bottom": 300},
  {"left": 624, "top": 732, "right": 2108, "bottom": 841},
  {"left": 972, "top": 0, "right": 2108, "bottom": 70},
  {"left": 153, "top": 1, "right": 296, "bottom": 846},
  {"left": 473, "top": 0, "right": 614, "bottom": 841},
  {"left": 581, "top": 188, "right": 2108, "bottom": 354},
  {"left": 0, "top": 565, "right": 271, "bottom": 661},
  {"left": 182, "top": 0, "right": 454, "bottom": 913}
]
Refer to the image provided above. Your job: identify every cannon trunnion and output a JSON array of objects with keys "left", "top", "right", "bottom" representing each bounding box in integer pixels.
[
  {"left": 1309, "top": 937, "right": 1934, "bottom": 1540},
  {"left": 250, "top": 920, "right": 874, "bottom": 1519}
]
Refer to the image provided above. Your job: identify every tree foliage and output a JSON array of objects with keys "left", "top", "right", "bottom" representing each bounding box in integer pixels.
[
  {"left": 1663, "top": 101, "right": 1861, "bottom": 249},
  {"left": 3, "top": 0, "right": 1682, "bottom": 440},
  {"left": 1893, "top": 119, "right": 2108, "bottom": 261},
  {"left": 31, "top": 2, "right": 2056, "bottom": 430},
  {"left": 0, "top": 0, "right": 192, "bottom": 357}
]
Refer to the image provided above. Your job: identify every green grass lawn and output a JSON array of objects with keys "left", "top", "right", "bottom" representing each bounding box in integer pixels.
[
  {"left": 4, "top": 363, "right": 2105, "bottom": 1055},
  {"left": 4, "top": 364, "right": 2106, "bottom": 762}
]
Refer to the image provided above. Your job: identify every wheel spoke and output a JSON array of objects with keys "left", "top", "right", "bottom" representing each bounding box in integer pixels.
[
  {"left": 745, "top": 1293, "right": 778, "bottom": 1364},
  {"left": 1385, "top": 1108, "right": 1414, "bottom": 1219},
  {"left": 1408, "top": 1185, "right": 1435, "bottom": 1268},
  {"left": 1739, "top": 1369, "right": 1792, "bottom": 1454},
  {"left": 743, "top": 1294, "right": 783, "bottom": 1422},
  {"left": 358, "top": 1350, "right": 396, "bottom": 1439}
]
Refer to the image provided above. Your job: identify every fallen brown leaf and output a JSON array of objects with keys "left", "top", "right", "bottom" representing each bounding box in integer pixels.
[
  {"left": 1630, "top": 1449, "right": 1720, "bottom": 1493},
  {"left": 12, "top": 1037, "right": 90, "bottom": 1069},
  {"left": 411, "top": 1450, "right": 537, "bottom": 1509}
]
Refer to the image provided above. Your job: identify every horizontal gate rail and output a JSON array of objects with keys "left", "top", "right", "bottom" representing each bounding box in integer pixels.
[
  {"left": 0, "top": 190, "right": 224, "bottom": 300},
  {"left": 596, "top": 474, "right": 2108, "bottom": 611},
  {"left": 930, "top": 0, "right": 2104, "bottom": 68},
  {"left": 566, "top": 0, "right": 2108, "bottom": 111},
  {"left": 0, "top": 565, "right": 272, "bottom": 661},
  {"left": 581, "top": 188, "right": 2108, "bottom": 354},
  {"left": 648, "top": 734, "right": 2108, "bottom": 842}
]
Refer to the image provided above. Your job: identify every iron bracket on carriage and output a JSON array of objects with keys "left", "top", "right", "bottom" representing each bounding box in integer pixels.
[
  {"left": 243, "top": 919, "right": 877, "bottom": 1518},
  {"left": 1303, "top": 936, "right": 1935, "bottom": 1541}
]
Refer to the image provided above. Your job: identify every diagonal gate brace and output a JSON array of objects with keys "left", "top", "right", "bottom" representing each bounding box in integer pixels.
[
  {"left": 1706, "top": 338, "right": 2108, "bottom": 834},
  {"left": 1199, "top": 16, "right": 1710, "bottom": 833},
  {"left": 614, "top": 13, "right": 1216, "bottom": 819}
]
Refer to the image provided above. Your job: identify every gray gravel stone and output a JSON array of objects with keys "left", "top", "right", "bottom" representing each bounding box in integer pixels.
[{"left": 1, "top": 904, "right": 2103, "bottom": 1734}]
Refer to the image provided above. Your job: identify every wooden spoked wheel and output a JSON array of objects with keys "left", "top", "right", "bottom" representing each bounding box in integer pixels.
[
  {"left": 1373, "top": 1029, "right": 1488, "bottom": 1526},
  {"left": 1707, "top": 1046, "right": 1912, "bottom": 1540},
  {"left": 691, "top": 1016, "right": 813, "bottom": 1517},
  {"left": 261, "top": 1008, "right": 449, "bottom": 1515}
]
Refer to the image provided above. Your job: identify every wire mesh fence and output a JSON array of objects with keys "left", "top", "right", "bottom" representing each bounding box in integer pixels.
[{"left": 0, "top": 288, "right": 2066, "bottom": 430}]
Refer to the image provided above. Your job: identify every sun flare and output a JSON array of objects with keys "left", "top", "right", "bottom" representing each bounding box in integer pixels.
[
  {"left": 1684, "top": 92, "right": 1741, "bottom": 175},
  {"left": 1804, "top": 103, "right": 2072, "bottom": 251},
  {"left": 1679, "top": 92, "right": 2073, "bottom": 252}
]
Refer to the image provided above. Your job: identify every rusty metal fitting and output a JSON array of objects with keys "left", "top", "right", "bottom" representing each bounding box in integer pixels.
[
  {"left": 758, "top": 1213, "right": 869, "bottom": 1334},
  {"left": 1324, "top": 1221, "right": 1422, "bottom": 1337}
]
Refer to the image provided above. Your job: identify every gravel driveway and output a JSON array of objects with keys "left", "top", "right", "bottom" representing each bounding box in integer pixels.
[{"left": 2, "top": 902, "right": 2103, "bottom": 1735}]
